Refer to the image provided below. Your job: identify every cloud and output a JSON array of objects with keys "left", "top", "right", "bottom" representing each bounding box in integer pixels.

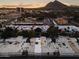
[{"left": 0, "top": 3, "right": 45, "bottom": 8}]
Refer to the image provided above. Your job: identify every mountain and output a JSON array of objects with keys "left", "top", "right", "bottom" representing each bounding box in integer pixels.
[
  {"left": 0, "top": 0, "right": 79, "bottom": 12},
  {"left": 44, "top": 0, "right": 68, "bottom": 10}
]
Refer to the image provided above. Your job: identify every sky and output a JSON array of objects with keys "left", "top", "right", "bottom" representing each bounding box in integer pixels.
[{"left": 0, "top": 0, "right": 79, "bottom": 8}]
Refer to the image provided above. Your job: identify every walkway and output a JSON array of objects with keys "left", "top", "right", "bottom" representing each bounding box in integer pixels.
[{"left": 34, "top": 38, "right": 41, "bottom": 53}]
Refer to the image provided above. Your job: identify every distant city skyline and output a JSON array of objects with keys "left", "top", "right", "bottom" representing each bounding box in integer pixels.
[{"left": 0, "top": 0, "right": 79, "bottom": 8}]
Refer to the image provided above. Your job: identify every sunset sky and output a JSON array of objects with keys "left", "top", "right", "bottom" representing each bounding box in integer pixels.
[{"left": 0, "top": 0, "right": 79, "bottom": 8}]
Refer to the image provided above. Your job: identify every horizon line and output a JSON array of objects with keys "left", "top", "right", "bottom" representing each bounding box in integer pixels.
[{"left": 0, "top": 1, "right": 79, "bottom": 8}]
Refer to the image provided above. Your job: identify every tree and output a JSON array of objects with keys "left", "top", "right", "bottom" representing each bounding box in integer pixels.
[
  {"left": 22, "top": 50, "right": 28, "bottom": 56},
  {"left": 47, "top": 26, "right": 58, "bottom": 37},
  {"left": 76, "top": 38, "right": 79, "bottom": 45},
  {"left": 1, "top": 27, "right": 14, "bottom": 38},
  {"left": 26, "top": 38, "right": 30, "bottom": 43},
  {"left": 34, "top": 28, "right": 42, "bottom": 37},
  {"left": 25, "top": 30, "right": 35, "bottom": 43},
  {"left": 74, "top": 31, "right": 79, "bottom": 38},
  {"left": 36, "top": 17, "right": 44, "bottom": 21},
  {"left": 41, "top": 32, "right": 49, "bottom": 37},
  {"left": 28, "top": 30, "right": 35, "bottom": 38},
  {"left": 1, "top": 30, "right": 7, "bottom": 43},
  {"left": 12, "top": 28, "right": 19, "bottom": 37},
  {"left": 53, "top": 51, "right": 60, "bottom": 56},
  {"left": 0, "top": 27, "right": 19, "bottom": 43},
  {"left": 19, "top": 30, "right": 29, "bottom": 38},
  {"left": 0, "top": 24, "right": 2, "bottom": 28},
  {"left": 47, "top": 26, "right": 58, "bottom": 43},
  {"left": 0, "top": 29, "right": 3, "bottom": 37}
]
